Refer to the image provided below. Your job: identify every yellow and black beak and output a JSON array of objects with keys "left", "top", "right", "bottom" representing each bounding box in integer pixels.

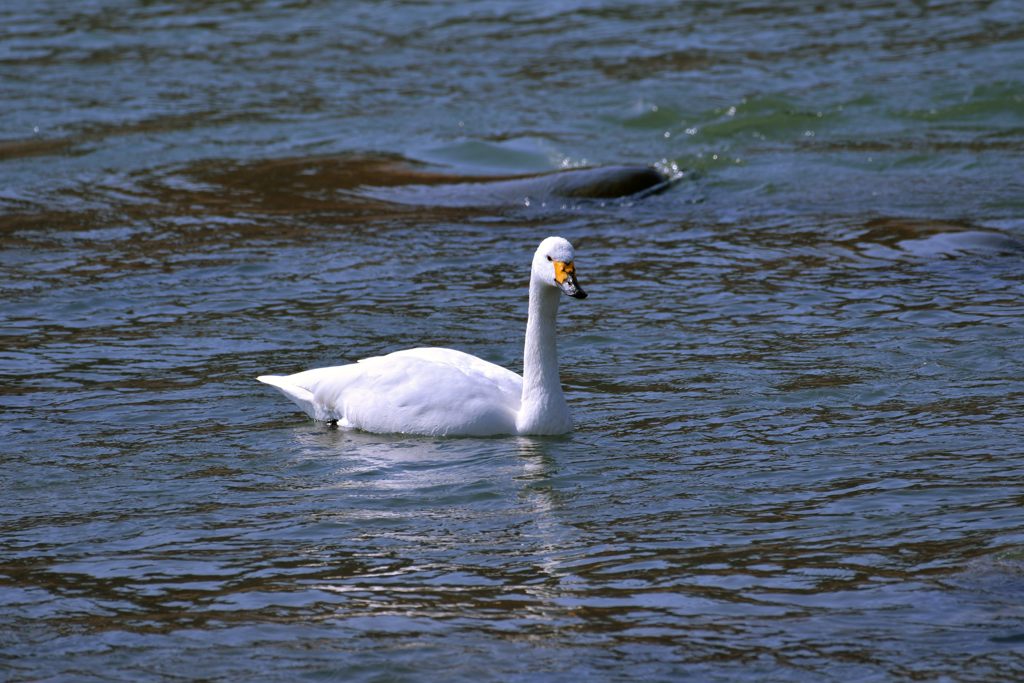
[{"left": 553, "top": 260, "right": 587, "bottom": 299}]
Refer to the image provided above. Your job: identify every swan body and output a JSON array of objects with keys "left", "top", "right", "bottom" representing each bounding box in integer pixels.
[{"left": 258, "top": 236, "right": 587, "bottom": 436}]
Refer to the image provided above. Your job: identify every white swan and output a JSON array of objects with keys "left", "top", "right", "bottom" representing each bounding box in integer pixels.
[{"left": 257, "top": 236, "right": 587, "bottom": 436}]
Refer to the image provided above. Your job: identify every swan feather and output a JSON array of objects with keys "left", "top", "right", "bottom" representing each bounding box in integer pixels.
[{"left": 259, "top": 347, "right": 522, "bottom": 436}]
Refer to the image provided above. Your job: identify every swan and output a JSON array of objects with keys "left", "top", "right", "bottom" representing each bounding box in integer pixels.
[{"left": 257, "top": 236, "right": 588, "bottom": 436}]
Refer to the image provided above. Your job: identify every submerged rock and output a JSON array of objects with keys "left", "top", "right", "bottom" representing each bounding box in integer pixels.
[
  {"left": 185, "top": 153, "right": 683, "bottom": 211},
  {"left": 854, "top": 218, "right": 1024, "bottom": 259},
  {"left": 360, "top": 163, "right": 682, "bottom": 207}
]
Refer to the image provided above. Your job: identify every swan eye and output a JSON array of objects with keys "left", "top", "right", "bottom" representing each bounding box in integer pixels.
[{"left": 546, "top": 255, "right": 552, "bottom": 261}]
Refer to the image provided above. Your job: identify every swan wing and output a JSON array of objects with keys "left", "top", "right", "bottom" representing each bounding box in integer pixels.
[{"left": 261, "top": 347, "right": 522, "bottom": 436}]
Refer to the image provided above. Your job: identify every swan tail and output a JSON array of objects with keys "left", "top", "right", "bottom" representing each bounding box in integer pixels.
[{"left": 257, "top": 375, "right": 318, "bottom": 419}]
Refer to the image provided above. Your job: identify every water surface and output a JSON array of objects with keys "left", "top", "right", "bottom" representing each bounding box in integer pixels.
[{"left": 3, "top": 1, "right": 1024, "bottom": 681}]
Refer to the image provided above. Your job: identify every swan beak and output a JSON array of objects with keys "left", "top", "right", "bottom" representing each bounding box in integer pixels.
[{"left": 554, "top": 260, "right": 587, "bottom": 299}]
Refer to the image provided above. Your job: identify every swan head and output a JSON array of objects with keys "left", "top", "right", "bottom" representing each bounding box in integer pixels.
[{"left": 533, "top": 236, "right": 587, "bottom": 299}]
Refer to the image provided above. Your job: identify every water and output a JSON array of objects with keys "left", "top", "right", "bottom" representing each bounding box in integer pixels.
[{"left": 3, "top": 1, "right": 1024, "bottom": 680}]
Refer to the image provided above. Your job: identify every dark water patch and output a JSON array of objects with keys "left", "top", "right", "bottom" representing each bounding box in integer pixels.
[
  {"left": 846, "top": 217, "right": 1024, "bottom": 260},
  {"left": 0, "top": 136, "right": 76, "bottom": 161},
  {"left": 183, "top": 153, "right": 682, "bottom": 210}
]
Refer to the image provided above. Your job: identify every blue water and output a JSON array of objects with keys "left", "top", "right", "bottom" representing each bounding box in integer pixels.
[{"left": 3, "top": 2, "right": 1024, "bottom": 681}]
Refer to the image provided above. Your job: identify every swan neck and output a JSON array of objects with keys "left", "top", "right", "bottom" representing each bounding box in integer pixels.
[
  {"left": 515, "top": 270, "right": 573, "bottom": 435},
  {"left": 522, "top": 277, "right": 562, "bottom": 401}
]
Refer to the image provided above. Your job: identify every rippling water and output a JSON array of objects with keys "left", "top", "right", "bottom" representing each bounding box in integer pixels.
[{"left": 3, "top": 1, "right": 1024, "bottom": 681}]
